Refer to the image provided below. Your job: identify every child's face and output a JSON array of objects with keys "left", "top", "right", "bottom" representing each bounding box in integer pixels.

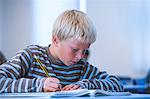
[{"left": 56, "top": 38, "right": 90, "bottom": 66}]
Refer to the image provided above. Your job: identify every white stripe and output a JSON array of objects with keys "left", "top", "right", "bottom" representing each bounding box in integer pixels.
[
  {"left": 99, "top": 81, "right": 103, "bottom": 90},
  {"left": 105, "top": 80, "right": 115, "bottom": 91},
  {"left": 89, "top": 67, "right": 95, "bottom": 79},
  {"left": 34, "top": 62, "right": 47, "bottom": 68},
  {"left": 21, "top": 55, "right": 29, "bottom": 68},
  {"left": 32, "top": 50, "right": 47, "bottom": 57},
  {"left": 4, "top": 64, "right": 19, "bottom": 75},
  {"left": 111, "top": 77, "right": 122, "bottom": 91},
  {"left": 2, "top": 78, "right": 11, "bottom": 93},
  {"left": 36, "top": 78, "right": 40, "bottom": 91},
  {"left": 25, "top": 79, "right": 29, "bottom": 92},
  {"left": 30, "top": 67, "right": 44, "bottom": 73},
  {"left": 18, "top": 78, "right": 23, "bottom": 92},
  {"left": 89, "top": 82, "right": 95, "bottom": 89},
  {"left": 108, "top": 79, "right": 119, "bottom": 92},
  {"left": 83, "top": 64, "right": 90, "bottom": 79},
  {"left": 28, "top": 73, "right": 43, "bottom": 78},
  {"left": 93, "top": 79, "right": 99, "bottom": 89},
  {"left": 95, "top": 69, "right": 100, "bottom": 76},
  {"left": 11, "top": 80, "right": 16, "bottom": 92},
  {"left": 101, "top": 80, "right": 109, "bottom": 90},
  {"left": 0, "top": 71, "right": 8, "bottom": 77},
  {"left": 2, "top": 68, "right": 16, "bottom": 79},
  {"left": 98, "top": 72, "right": 107, "bottom": 79},
  {"left": 38, "top": 78, "right": 44, "bottom": 92},
  {"left": 30, "top": 79, "right": 36, "bottom": 92},
  {"left": 85, "top": 83, "right": 88, "bottom": 88},
  {"left": 0, "top": 77, "right": 6, "bottom": 93},
  {"left": 9, "top": 63, "right": 21, "bottom": 69},
  {"left": 34, "top": 56, "right": 45, "bottom": 62},
  {"left": 23, "top": 50, "right": 31, "bottom": 61},
  {"left": 35, "top": 78, "right": 40, "bottom": 88},
  {"left": 10, "top": 58, "right": 20, "bottom": 62}
]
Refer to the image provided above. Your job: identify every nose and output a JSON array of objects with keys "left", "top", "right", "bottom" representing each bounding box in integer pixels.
[{"left": 75, "top": 52, "right": 84, "bottom": 60}]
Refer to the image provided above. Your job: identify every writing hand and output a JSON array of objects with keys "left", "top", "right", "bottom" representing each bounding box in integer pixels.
[{"left": 43, "top": 77, "right": 62, "bottom": 92}]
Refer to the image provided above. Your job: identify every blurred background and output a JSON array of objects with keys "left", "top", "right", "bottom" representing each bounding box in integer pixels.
[{"left": 0, "top": 0, "right": 150, "bottom": 79}]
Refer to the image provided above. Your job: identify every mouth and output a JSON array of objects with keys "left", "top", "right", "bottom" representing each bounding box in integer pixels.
[{"left": 70, "top": 60, "right": 79, "bottom": 64}]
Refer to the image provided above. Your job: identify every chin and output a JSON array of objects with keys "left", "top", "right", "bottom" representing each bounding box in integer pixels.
[
  {"left": 65, "top": 64, "right": 71, "bottom": 66},
  {"left": 64, "top": 62, "right": 73, "bottom": 66},
  {"left": 63, "top": 62, "right": 70, "bottom": 66}
]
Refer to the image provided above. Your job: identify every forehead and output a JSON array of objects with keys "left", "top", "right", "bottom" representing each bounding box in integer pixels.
[{"left": 63, "top": 39, "right": 91, "bottom": 50}]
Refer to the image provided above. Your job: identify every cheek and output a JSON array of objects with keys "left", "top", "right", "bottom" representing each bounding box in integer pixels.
[
  {"left": 62, "top": 49, "right": 75, "bottom": 59},
  {"left": 68, "top": 50, "right": 75, "bottom": 58},
  {"left": 58, "top": 44, "right": 75, "bottom": 60}
]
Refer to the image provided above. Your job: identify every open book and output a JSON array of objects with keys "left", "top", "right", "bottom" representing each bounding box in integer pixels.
[
  {"left": 0, "top": 89, "right": 131, "bottom": 98},
  {"left": 51, "top": 89, "right": 131, "bottom": 97}
]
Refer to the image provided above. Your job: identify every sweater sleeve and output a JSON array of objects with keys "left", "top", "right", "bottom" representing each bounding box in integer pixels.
[
  {"left": 0, "top": 48, "right": 45, "bottom": 93},
  {"left": 75, "top": 62, "right": 124, "bottom": 92}
]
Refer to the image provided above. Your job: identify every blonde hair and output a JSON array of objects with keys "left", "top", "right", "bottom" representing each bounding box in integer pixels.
[{"left": 52, "top": 10, "right": 96, "bottom": 44}]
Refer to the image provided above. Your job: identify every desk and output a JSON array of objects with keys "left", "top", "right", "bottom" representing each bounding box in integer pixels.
[
  {"left": 0, "top": 93, "right": 150, "bottom": 99},
  {"left": 124, "top": 84, "right": 150, "bottom": 93}
]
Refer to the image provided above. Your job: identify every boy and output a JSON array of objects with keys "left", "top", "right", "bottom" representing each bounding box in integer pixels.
[{"left": 0, "top": 10, "right": 124, "bottom": 93}]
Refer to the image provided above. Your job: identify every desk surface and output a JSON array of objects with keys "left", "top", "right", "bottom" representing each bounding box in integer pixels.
[{"left": 0, "top": 93, "right": 150, "bottom": 99}]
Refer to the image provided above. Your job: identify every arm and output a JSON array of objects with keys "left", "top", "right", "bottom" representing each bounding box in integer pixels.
[
  {"left": 0, "top": 48, "right": 45, "bottom": 93},
  {"left": 75, "top": 62, "right": 124, "bottom": 92}
]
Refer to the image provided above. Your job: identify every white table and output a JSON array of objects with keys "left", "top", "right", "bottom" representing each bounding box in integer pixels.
[{"left": 0, "top": 92, "right": 150, "bottom": 99}]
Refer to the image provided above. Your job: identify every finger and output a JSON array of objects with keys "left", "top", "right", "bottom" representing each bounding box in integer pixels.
[
  {"left": 48, "top": 77, "right": 60, "bottom": 84},
  {"left": 71, "top": 85, "right": 81, "bottom": 90},
  {"left": 62, "top": 84, "right": 76, "bottom": 91},
  {"left": 61, "top": 85, "right": 69, "bottom": 91},
  {"left": 67, "top": 85, "right": 80, "bottom": 90},
  {"left": 44, "top": 86, "right": 60, "bottom": 92}
]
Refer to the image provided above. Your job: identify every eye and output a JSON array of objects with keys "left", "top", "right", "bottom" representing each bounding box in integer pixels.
[{"left": 72, "top": 48, "right": 78, "bottom": 52}]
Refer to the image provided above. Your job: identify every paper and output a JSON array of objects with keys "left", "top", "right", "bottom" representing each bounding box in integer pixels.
[{"left": 51, "top": 89, "right": 131, "bottom": 97}]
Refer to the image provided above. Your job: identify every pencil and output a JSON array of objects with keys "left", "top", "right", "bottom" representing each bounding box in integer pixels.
[
  {"left": 33, "top": 54, "right": 50, "bottom": 77},
  {"left": 33, "top": 54, "right": 62, "bottom": 89}
]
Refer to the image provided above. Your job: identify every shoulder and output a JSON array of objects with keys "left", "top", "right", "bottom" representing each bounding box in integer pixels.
[
  {"left": 27, "top": 45, "right": 46, "bottom": 51},
  {"left": 25, "top": 45, "right": 47, "bottom": 54},
  {"left": 14, "top": 45, "right": 48, "bottom": 59},
  {"left": 78, "top": 59, "right": 99, "bottom": 71}
]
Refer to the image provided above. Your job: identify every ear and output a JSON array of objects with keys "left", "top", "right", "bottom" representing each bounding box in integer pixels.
[{"left": 52, "top": 35, "right": 60, "bottom": 46}]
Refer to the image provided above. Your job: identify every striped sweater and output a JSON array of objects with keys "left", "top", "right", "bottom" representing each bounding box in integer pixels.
[{"left": 0, "top": 45, "right": 124, "bottom": 93}]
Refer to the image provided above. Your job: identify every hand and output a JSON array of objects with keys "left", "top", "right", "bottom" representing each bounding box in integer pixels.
[
  {"left": 43, "top": 77, "right": 62, "bottom": 92},
  {"left": 61, "top": 84, "right": 82, "bottom": 91}
]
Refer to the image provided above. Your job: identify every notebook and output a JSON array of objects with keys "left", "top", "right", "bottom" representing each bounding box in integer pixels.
[
  {"left": 51, "top": 89, "right": 131, "bottom": 97},
  {"left": 0, "top": 89, "right": 131, "bottom": 98}
]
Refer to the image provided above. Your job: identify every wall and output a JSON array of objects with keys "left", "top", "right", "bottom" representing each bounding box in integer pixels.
[
  {"left": 1, "top": 0, "right": 33, "bottom": 59},
  {"left": 0, "top": 0, "right": 2, "bottom": 49},
  {"left": 87, "top": 0, "right": 150, "bottom": 78},
  {"left": 1, "top": 0, "right": 79, "bottom": 59},
  {"left": 32, "top": 0, "right": 79, "bottom": 46},
  {"left": 146, "top": 2, "right": 150, "bottom": 75},
  {"left": 1, "top": 0, "right": 150, "bottom": 78}
]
